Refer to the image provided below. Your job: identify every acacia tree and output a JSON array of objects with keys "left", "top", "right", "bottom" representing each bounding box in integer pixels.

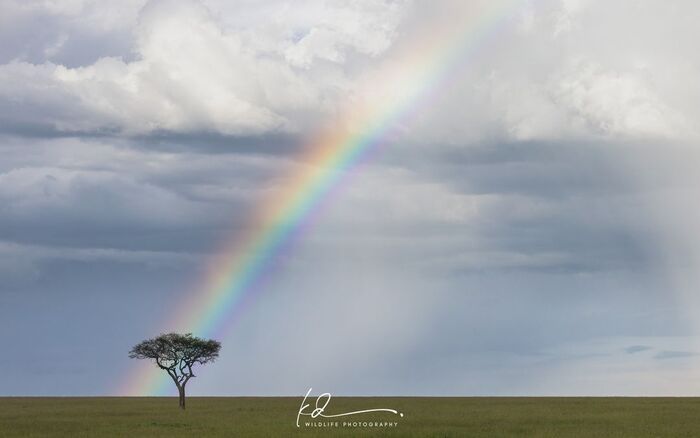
[{"left": 129, "top": 333, "right": 221, "bottom": 409}]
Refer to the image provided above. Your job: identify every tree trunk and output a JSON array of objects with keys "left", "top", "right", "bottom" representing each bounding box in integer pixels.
[{"left": 178, "top": 385, "right": 186, "bottom": 410}]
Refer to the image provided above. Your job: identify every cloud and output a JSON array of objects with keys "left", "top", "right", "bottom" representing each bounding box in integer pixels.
[
  {"left": 0, "top": 0, "right": 697, "bottom": 146},
  {"left": 0, "top": 0, "right": 407, "bottom": 137},
  {"left": 0, "top": 165, "right": 203, "bottom": 228},
  {"left": 654, "top": 350, "right": 696, "bottom": 360},
  {"left": 0, "top": 240, "right": 197, "bottom": 272},
  {"left": 0, "top": 0, "right": 144, "bottom": 66},
  {"left": 552, "top": 59, "right": 690, "bottom": 139},
  {"left": 395, "top": 0, "right": 700, "bottom": 145},
  {"left": 0, "top": 136, "right": 300, "bottom": 254},
  {"left": 1, "top": 0, "right": 700, "bottom": 396},
  {"left": 625, "top": 345, "right": 652, "bottom": 354},
  {"left": 280, "top": 0, "right": 405, "bottom": 68}
]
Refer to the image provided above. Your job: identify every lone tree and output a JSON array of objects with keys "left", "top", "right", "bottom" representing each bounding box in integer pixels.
[{"left": 129, "top": 333, "right": 221, "bottom": 409}]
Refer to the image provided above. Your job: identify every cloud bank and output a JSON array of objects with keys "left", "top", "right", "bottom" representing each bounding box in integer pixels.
[{"left": 1, "top": 0, "right": 700, "bottom": 396}]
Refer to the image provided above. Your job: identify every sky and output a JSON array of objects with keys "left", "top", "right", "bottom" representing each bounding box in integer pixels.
[{"left": 1, "top": 0, "right": 700, "bottom": 396}]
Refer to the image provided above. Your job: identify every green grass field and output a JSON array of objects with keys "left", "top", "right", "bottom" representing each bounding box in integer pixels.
[{"left": 1, "top": 397, "right": 700, "bottom": 437}]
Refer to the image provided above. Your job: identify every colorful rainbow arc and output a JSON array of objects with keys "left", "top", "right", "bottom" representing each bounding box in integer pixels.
[{"left": 122, "top": 0, "right": 522, "bottom": 396}]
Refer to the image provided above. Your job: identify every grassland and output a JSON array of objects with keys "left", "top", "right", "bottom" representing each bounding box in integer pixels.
[{"left": 1, "top": 396, "right": 700, "bottom": 437}]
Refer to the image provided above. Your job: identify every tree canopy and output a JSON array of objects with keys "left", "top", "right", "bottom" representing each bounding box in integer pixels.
[{"left": 129, "top": 333, "right": 221, "bottom": 409}]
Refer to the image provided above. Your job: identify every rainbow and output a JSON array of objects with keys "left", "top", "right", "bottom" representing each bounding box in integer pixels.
[{"left": 121, "top": 0, "right": 523, "bottom": 396}]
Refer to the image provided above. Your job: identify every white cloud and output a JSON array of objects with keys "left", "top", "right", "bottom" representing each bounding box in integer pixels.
[
  {"left": 1, "top": 0, "right": 698, "bottom": 142},
  {"left": 281, "top": 0, "right": 405, "bottom": 68},
  {"left": 552, "top": 59, "right": 689, "bottom": 139},
  {"left": 0, "top": 0, "right": 147, "bottom": 29},
  {"left": 552, "top": 0, "right": 590, "bottom": 37},
  {"left": 0, "top": 0, "right": 407, "bottom": 135},
  {"left": 390, "top": 0, "right": 700, "bottom": 144}
]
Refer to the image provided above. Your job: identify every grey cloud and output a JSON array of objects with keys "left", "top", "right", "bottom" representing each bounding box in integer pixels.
[
  {"left": 1, "top": 0, "right": 700, "bottom": 397},
  {"left": 654, "top": 351, "right": 696, "bottom": 360},
  {"left": 0, "top": 135, "right": 302, "bottom": 254},
  {"left": 385, "top": 140, "right": 640, "bottom": 199},
  {"left": 0, "top": 2, "right": 140, "bottom": 66},
  {"left": 341, "top": 140, "right": 658, "bottom": 275},
  {"left": 129, "top": 131, "right": 305, "bottom": 155}
]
